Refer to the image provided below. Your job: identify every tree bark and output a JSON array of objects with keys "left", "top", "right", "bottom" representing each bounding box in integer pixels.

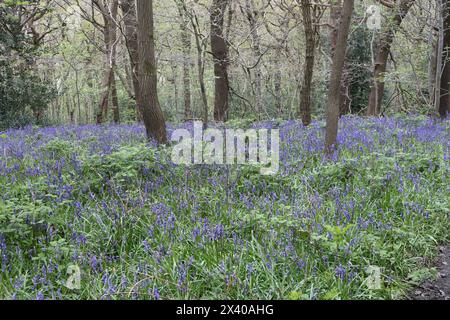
[
  {"left": 244, "top": 0, "right": 263, "bottom": 119},
  {"left": 325, "top": 0, "right": 354, "bottom": 156},
  {"left": 110, "top": 0, "right": 120, "bottom": 124},
  {"left": 439, "top": 0, "right": 450, "bottom": 119},
  {"left": 136, "top": 0, "right": 168, "bottom": 144},
  {"left": 211, "top": 0, "right": 230, "bottom": 122},
  {"left": 120, "top": 0, "right": 142, "bottom": 121},
  {"left": 429, "top": 29, "right": 438, "bottom": 106},
  {"left": 367, "top": 0, "right": 414, "bottom": 116},
  {"left": 171, "top": 65, "right": 179, "bottom": 117},
  {"left": 300, "top": 0, "right": 315, "bottom": 126},
  {"left": 97, "top": 16, "right": 112, "bottom": 124},
  {"left": 274, "top": 59, "right": 282, "bottom": 116},
  {"left": 186, "top": 9, "right": 209, "bottom": 125},
  {"left": 179, "top": 7, "right": 192, "bottom": 120},
  {"left": 96, "top": 0, "right": 120, "bottom": 124},
  {"left": 329, "top": 1, "right": 351, "bottom": 116},
  {"left": 111, "top": 72, "right": 120, "bottom": 123}
]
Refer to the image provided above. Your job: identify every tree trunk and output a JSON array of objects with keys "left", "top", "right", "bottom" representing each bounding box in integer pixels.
[
  {"left": 329, "top": 1, "right": 350, "bottom": 117},
  {"left": 244, "top": 0, "right": 263, "bottom": 119},
  {"left": 325, "top": 0, "right": 354, "bottom": 156},
  {"left": 439, "top": 0, "right": 450, "bottom": 119},
  {"left": 171, "top": 65, "right": 179, "bottom": 117},
  {"left": 340, "top": 68, "right": 351, "bottom": 115},
  {"left": 179, "top": 8, "right": 192, "bottom": 120},
  {"left": 367, "top": 0, "right": 414, "bottom": 116},
  {"left": 110, "top": 0, "right": 120, "bottom": 124},
  {"left": 96, "top": 0, "right": 120, "bottom": 124},
  {"left": 97, "top": 18, "right": 112, "bottom": 124},
  {"left": 274, "top": 60, "right": 282, "bottom": 116},
  {"left": 136, "top": 0, "right": 168, "bottom": 144},
  {"left": 97, "top": 71, "right": 112, "bottom": 124},
  {"left": 196, "top": 37, "right": 209, "bottom": 125},
  {"left": 75, "top": 69, "right": 81, "bottom": 124},
  {"left": 211, "top": 0, "right": 230, "bottom": 122},
  {"left": 188, "top": 10, "right": 209, "bottom": 125},
  {"left": 120, "top": 0, "right": 142, "bottom": 121},
  {"left": 111, "top": 71, "right": 120, "bottom": 123},
  {"left": 86, "top": 69, "right": 95, "bottom": 124},
  {"left": 429, "top": 29, "right": 438, "bottom": 106},
  {"left": 300, "top": 0, "right": 315, "bottom": 126}
]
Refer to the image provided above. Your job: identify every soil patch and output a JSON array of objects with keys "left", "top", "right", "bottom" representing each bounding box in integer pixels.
[{"left": 411, "top": 246, "right": 450, "bottom": 300}]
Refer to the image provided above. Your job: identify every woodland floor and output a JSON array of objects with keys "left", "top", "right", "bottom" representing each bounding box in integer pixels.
[
  {"left": 1, "top": 117, "right": 449, "bottom": 299},
  {"left": 412, "top": 246, "right": 450, "bottom": 300}
]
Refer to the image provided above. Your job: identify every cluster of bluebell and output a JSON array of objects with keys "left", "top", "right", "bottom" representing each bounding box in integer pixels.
[{"left": 0, "top": 116, "right": 448, "bottom": 300}]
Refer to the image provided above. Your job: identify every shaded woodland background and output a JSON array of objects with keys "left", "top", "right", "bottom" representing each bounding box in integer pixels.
[{"left": 1, "top": 0, "right": 450, "bottom": 135}]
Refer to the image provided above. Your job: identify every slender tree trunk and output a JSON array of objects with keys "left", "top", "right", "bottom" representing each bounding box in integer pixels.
[
  {"left": 136, "top": 0, "right": 168, "bottom": 144},
  {"left": 86, "top": 69, "right": 94, "bottom": 124},
  {"left": 329, "top": 1, "right": 350, "bottom": 116},
  {"left": 179, "top": 8, "right": 192, "bottom": 120},
  {"left": 97, "top": 70, "right": 112, "bottom": 124},
  {"left": 274, "top": 59, "right": 282, "bottom": 116},
  {"left": 325, "top": 0, "right": 354, "bottom": 156},
  {"left": 120, "top": 0, "right": 142, "bottom": 121},
  {"left": 97, "top": 20, "right": 112, "bottom": 124},
  {"left": 197, "top": 39, "right": 209, "bottom": 125},
  {"left": 439, "top": 0, "right": 450, "bottom": 118},
  {"left": 300, "top": 0, "right": 315, "bottom": 126},
  {"left": 55, "top": 98, "right": 60, "bottom": 122},
  {"left": 244, "top": 0, "right": 262, "bottom": 119},
  {"left": 75, "top": 69, "right": 81, "bottom": 124},
  {"left": 68, "top": 95, "right": 75, "bottom": 124},
  {"left": 340, "top": 68, "right": 351, "bottom": 115},
  {"left": 110, "top": 0, "right": 120, "bottom": 124},
  {"left": 96, "top": 0, "right": 119, "bottom": 124},
  {"left": 188, "top": 11, "right": 209, "bottom": 124},
  {"left": 111, "top": 72, "right": 120, "bottom": 123},
  {"left": 429, "top": 29, "right": 438, "bottom": 106},
  {"left": 271, "top": 18, "right": 289, "bottom": 118},
  {"left": 435, "top": 0, "right": 444, "bottom": 114},
  {"left": 367, "top": 0, "right": 414, "bottom": 116},
  {"left": 211, "top": 0, "right": 230, "bottom": 122},
  {"left": 171, "top": 65, "right": 179, "bottom": 117}
]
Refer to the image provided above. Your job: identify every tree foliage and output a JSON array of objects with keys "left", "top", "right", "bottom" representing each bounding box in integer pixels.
[{"left": 0, "top": 0, "right": 56, "bottom": 130}]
